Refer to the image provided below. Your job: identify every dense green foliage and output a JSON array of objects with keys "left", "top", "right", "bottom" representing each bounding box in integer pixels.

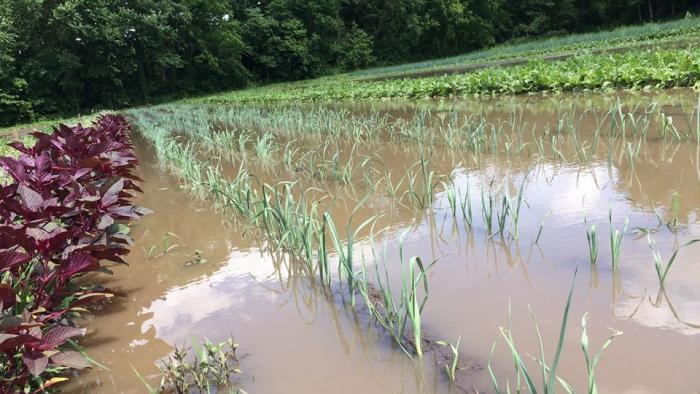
[
  {"left": 1, "top": 0, "right": 699, "bottom": 125},
  {"left": 195, "top": 48, "right": 700, "bottom": 104}
]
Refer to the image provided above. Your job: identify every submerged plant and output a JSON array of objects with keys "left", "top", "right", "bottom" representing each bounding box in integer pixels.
[
  {"left": 324, "top": 197, "right": 377, "bottom": 306},
  {"left": 609, "top": 209, "right": 628, "bottom": 271},
  {"left": 403, "top": 255, "right": 429, "bottom": 357},
  {"left": 403, "top": 156, "right": 438, "bottom": 208},
  {"left": 647, "top": 235, "right": 699, "bottom": 288},
  {"left": 162, "top": 232, "right": 180, "bottom": 255},
  {"left": 585, "top": 218, "right": 599, "bottom": 265},
  {"left": 185, "top": 250, "right": 208, "bottom": 266},
  {"left": 358, "top": 228, "right": 435, "bottom": 358},
  {"left": 581, "top": 314, "right": 623, "bottom": 394},
  {"left": 534, "top": 209, "right": 552, "bottom": 244},
  {"left": 668, "top": 191, "right": 682, "bottom": 230},
  {"left": 491, "top": 288, "right": 575, "bottom": 393},
  {"left": 436, "top": 336, "right": 462, "bottom": 383},
  {"left": 460, "top": 181, "right": 473, "bottom": 228},
  {"left": 254, "top": 131, "right": 278, "bottom": 166},
  {"left": 489, "top": 269, "right": 621, "bottom": 393},
  {"left": 156, "top": 336, "right": 242, "bottom": 394},
  {"left": 508, "top": 174, "right": 528, "bottom": 239},
  {"left": 481, "top": 181, "right": 495, "bottom": 235},
  {"left": 443, "top": 180, "right": 457, "bottom": 219}
]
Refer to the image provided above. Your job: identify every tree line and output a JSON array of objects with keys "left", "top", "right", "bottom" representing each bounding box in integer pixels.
[{"left": 1, "top": 0, "right": 698, "bottom": 126}]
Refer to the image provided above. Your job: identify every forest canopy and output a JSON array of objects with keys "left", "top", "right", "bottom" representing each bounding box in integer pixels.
[{"left": 0, "top": 0, "right": 697, "bottom": 125}]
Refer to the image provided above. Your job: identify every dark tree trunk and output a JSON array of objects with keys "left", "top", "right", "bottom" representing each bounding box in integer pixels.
[{"left": 638, "top": 4, "right": 643, "bottom": 22}]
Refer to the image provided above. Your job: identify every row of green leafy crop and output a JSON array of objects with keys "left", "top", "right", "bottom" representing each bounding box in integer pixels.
[
  {"left": 351, "top": 14, "right": 700, "bottom": 78},
  {"left": 357, "top": 32, "right": 700, "bottom": 81},
  {"left": 194, "top": 48, "right": 700, "bottom": 105}
]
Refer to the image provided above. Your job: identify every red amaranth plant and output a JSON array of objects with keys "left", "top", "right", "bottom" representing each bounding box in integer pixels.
[{"left": 0, "top": 114, "right": 148, "bottom": 390}]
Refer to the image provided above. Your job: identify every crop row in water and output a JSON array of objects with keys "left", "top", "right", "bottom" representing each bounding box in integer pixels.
[
  {"left": 129, "top": 100, "right": 700, "bottom": 388},
  {"left": 132, "top": 113, "right": 438, "bottom": 360},
  {"left": 135, "top": 124, "right": 606, "bottom": 387},
  {"left": 129, "top": 103, "right": 698, "bottom": 282},
  {"left": 488, "top": 269, "right": 624, "bottom": 394},
  {"left": 195, "top": 48, "right": 700, "bottom": 105},
  {"left": 144, "top": 98, "right": 700, "bottom": 165}
]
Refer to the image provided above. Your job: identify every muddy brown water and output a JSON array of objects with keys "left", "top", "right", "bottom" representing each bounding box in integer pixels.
[{"left": 69, "top": 91, "right": 699, "bottom": 393}]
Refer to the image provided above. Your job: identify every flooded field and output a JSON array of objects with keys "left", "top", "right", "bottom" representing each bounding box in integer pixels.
[{"left": 71, "top": 90, "right": 699, "bottom": 393}]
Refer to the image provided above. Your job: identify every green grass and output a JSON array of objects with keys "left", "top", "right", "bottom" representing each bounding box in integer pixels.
[
  {"left": 0, "top": 134, "right": 36, "bottom": 184},
  {"left": 0, "top": 112, "right": 107, "bottom": 136}
]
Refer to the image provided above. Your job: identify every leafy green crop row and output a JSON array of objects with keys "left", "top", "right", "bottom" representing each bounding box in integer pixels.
[
  {"left": 352, "top": 15, "right": 700, "bottom": 78},
  {"left": 195, "top": 48, "right": 700, "bottom": 105}
]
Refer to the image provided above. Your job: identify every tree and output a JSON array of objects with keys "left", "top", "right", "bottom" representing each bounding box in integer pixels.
[
  {"left": 240, "top": 8, "right": 313, "bottom": 80},
  {"left": 332, "top": 23, "right": 376, "bottom": 70},
  {"left": 0, "top": 11, "right": 33, "bottom": 124},
  {"left": 173, "top": 0, "right": 250, "bottom": 93},
  {"left": 418, "top": 0, "right": 496, "bottom": 56}
]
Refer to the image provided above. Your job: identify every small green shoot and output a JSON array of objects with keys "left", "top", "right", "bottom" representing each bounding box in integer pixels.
[
  {"left": 585, "top": 218, "right": 599, "bottom": 265},
  {"left": 609, "top": 209, "right": 628, "bottom": 271},
  {"left": 581, "top": 314, "right": 623, "bottom": 394},
  {"left": 647, "top": 235, "right": 700, "bottom": 288},
  {"left": 436, "top": 336, "right": 461, "bottom": 382}
]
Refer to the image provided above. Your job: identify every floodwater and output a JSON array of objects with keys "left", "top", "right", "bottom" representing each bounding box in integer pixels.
[{"left": 69, "top": 90, "right": 699, "bottom": 393}]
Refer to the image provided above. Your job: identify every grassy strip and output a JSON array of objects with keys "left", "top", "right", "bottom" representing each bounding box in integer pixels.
[
  {"left": 0, "top": 135, "right": 35, "bottom": 184},
  {"left": 195, "top": 48, "right": 700, "bottom": 105},
  {"left": 352, "top": 15, "right": 700, "bottom": 78},
  {"left": 0, "top": 112, "right": 108, "bottom": 137}
]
